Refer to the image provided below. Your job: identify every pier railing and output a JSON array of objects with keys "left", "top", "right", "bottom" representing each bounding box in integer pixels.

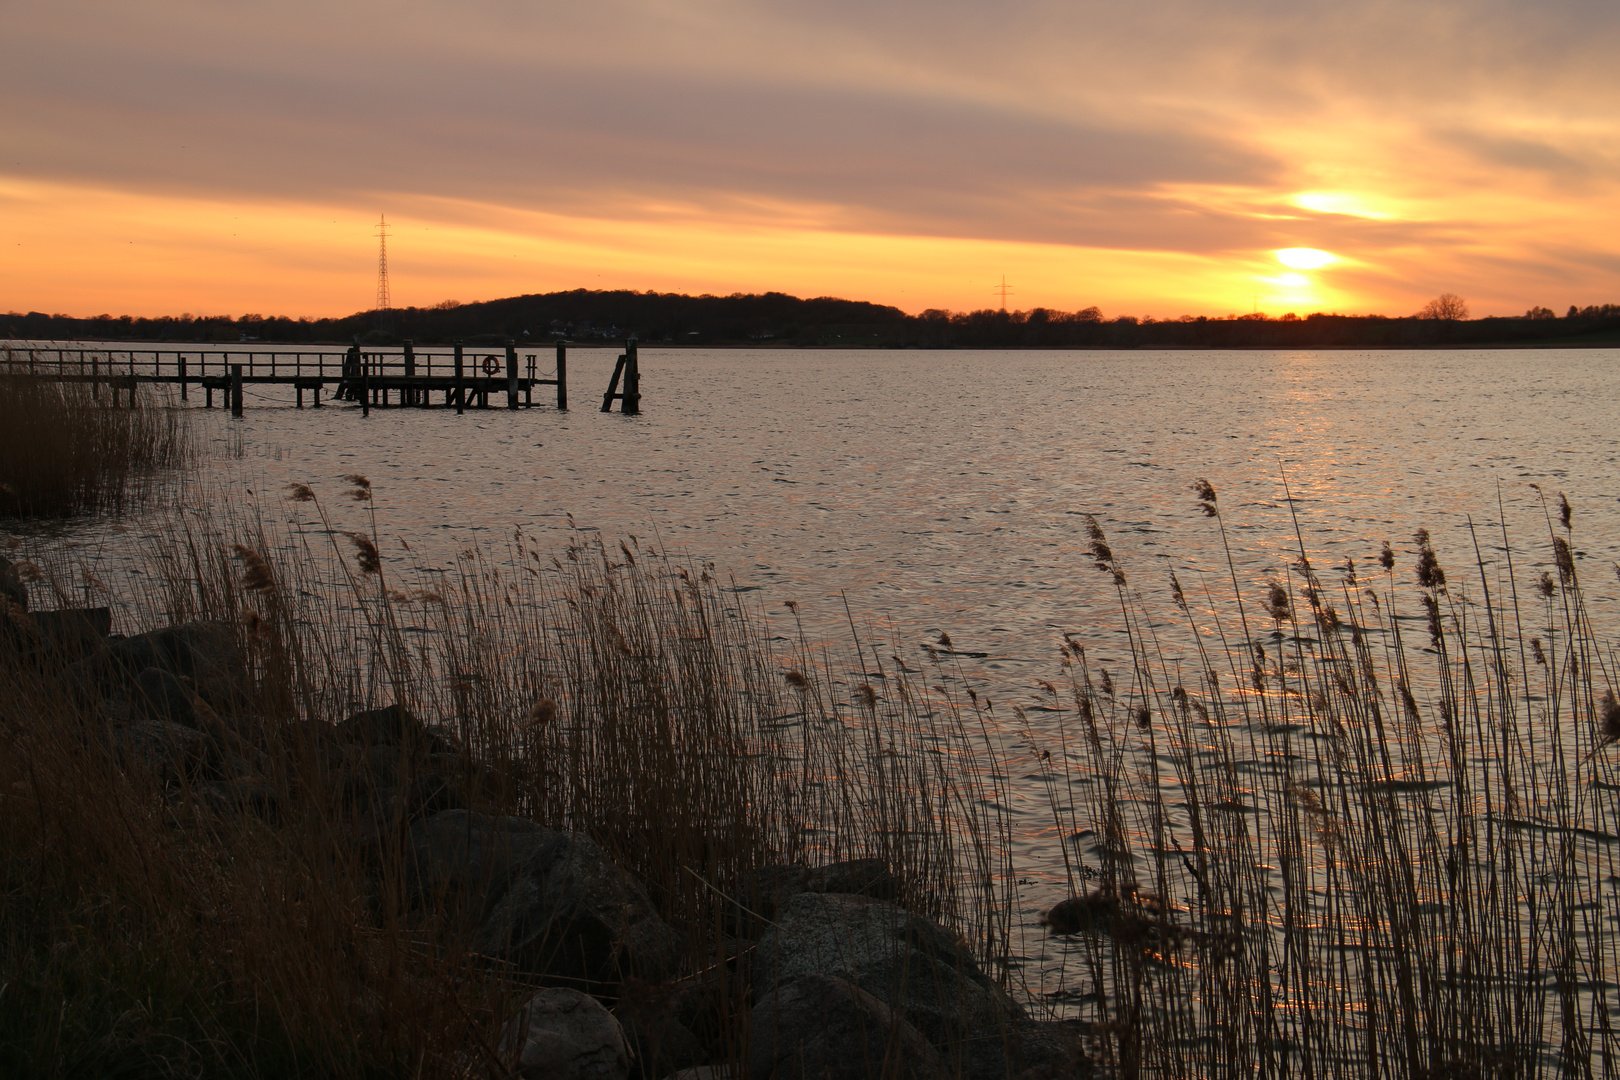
[{"left": 0, "top": 338, "right": 635, "bottom": 414}]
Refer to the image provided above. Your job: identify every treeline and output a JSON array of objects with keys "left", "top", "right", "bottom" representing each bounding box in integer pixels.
[{"left": 8, "top": 290, "right": 1620, "bottom": 348}]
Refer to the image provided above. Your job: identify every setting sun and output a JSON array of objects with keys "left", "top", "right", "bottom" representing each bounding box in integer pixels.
[{"left": 1275, "top": 248, "right": 1337, "bottom": 270}]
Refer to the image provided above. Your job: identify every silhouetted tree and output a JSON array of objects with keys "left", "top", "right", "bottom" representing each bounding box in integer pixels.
[{"left": 1418, "top": 293, "right": 1469, "bottom": 320}]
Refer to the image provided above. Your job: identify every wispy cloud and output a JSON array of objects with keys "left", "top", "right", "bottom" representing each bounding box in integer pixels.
[{"left": 5, "top": 0, "right": 1620, "bottom": 315}]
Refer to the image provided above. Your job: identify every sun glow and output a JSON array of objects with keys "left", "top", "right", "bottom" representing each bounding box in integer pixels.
[
  {"left": 1290, "top": 192, "right": 1390, "bottom": 220},
  {"left": 1275, "top": 248, "right": 1336, "bottom": 270}
]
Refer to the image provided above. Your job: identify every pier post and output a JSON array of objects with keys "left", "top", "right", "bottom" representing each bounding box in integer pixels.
[
  {"left": 403, "top": 340, "right": 416, "bottom": 405},
  {"left": 623, "top": 338, "right": 640, "bottom": 415},
  {"left": 92, "top": 355, "right": 100, "bottom": 400},
  {"left": 361, "top": 356, "right": 370, "bottom": 417},
  {"left": 506, "top": 340, "right": 519, "bottom": 410},
  {"left": 178, "top": 354, "right": 187, "bottom": 400},
  {"left": 556, "top": 340, "right": 568, "bottom": 410},
  {"left": 601, "top": 353, "right": 626, "bottom": 412},
  {"left": 453, "top": 341, "right": 464, "bottom": 415},
  {"left": 230, "top": 364, "right": 244, "bottom": 417}
]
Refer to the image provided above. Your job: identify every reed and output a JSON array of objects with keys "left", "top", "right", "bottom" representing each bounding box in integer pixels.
[
  {"left": 0, "top": 486, "right": 1012, "bottom": 1078},
  {"left": 0, "top": 355, "right": 190, "bottom": 518},
  {"left": 1031, "top": 482, "right": 1620, "bottom": 1078},
  {"left": 10, "top": 466, "right": 1619, "bottom": 1078}
]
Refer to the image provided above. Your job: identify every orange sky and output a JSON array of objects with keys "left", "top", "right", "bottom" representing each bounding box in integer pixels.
[{"left": 4, "top": 0, "right": 1619, "bottom": 320}]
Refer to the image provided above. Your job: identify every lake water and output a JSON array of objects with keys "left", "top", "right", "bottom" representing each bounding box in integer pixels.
[{"left": 16, "top": 345, "right": 1620, "bottom": 1053}]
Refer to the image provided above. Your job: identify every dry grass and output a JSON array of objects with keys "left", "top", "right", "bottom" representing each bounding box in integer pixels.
[
  {"left": 0, "top": 486, "right": 1012, "bottom": 1079},
  {"left": 0, "top": 354, "right": 190, "bottom": 518},
  {"left": 10, "top": 467, "right": 1620, "bottom": 1078},
  {"left": 1029, "top": 483, "right": 1620, "bottom": 1077}
]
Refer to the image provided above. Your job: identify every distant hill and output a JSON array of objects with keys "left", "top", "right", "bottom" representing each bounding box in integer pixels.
[{"left": 7, "top": 291, "right": 1620, "bottom": 349}]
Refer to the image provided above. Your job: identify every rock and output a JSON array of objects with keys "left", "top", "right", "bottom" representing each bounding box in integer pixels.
[
  {"left": 198, "top": 778, "right": 285, "bottom": 820},
  {"left": 30, "top": 607, "right": 109, "bottom": 662},
  {"left": 134, "top": 666, "right": 198, "bottom": 728},
  {"left": 670, "top": 981, "right": 729, "bottom": 1059},
  {"left": 498, "top": 987, "right": 632, "bottom": 1080},
  {"left": 748, "top": 973, "right": 942, "bottom": 1080},
  {"left": 68, "top": 621, "right": 250, "bottom": 711},
  {"left": 730, "top": 864, "right": 808, "bottom": 937},
  {"left": 1040, "top": 890, "right": 1119, "bottom": 936},
  {"left": 405, "top": 770, "right": 465, "bottom": 819},
  {"left": 805, "top": 858, "right": 900, "bottom": 900},
  {"left": 336, "top": 703, "right": 457, "bottom": 754},
  {"left": 474, "top": 831, "right": 681, "bottom": 988},
  {"left": 0, "top": 556, "right": 28, "bottom": 612},
  {"left": 660, "top": 1069, "right": 738, "bottom": 1080},
  {"left": 112, "top": 621, "right": 249, "bottom": 712},
  {"left": 406, "top": 809, "right": 557, "bottom": 924},
  {"left": 753, "top": 893, "right": 1022, "bottom": 1045},
  {"left": 616, "top": 1009, "right": 706, "bottom": 1080},
  {"left": 110, "top": 716, "right": 205, "bottom": 781},
  {"left": 0, "top": 597, "right": 39, "bottom": 652},
  {"left": 962, "top": 1020, "right": 1093, "bottom": 1079}
]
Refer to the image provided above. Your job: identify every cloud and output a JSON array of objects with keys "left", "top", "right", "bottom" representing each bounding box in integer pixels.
[{"left": 5, "top": 0, "right": 1620, "bottom": 314}]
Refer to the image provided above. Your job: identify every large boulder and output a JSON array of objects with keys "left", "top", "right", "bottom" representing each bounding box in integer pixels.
[
  {"left": 730, "top": 864, "right": 808, "bottom": 938},
  {"left": 115, "top": 621, "right": 249, "bottom": 711},
  {"left": 749, "top": 973, "right": 941, "bottom": 1080},
  {"left": 337, "top": 703, "right": 459, "bottom": 755},
  {"left": 31, "top": 608, "right": 111, "bottom": 663},
  {"left": 68, "top": 620, "right": 250, "bottom": 712},
  {"left": 134, "top": 666, "right": 198, "bottom": 728},
  {"left": 497, "top": 987, "right": 632, "bottom": 1080},
  {"left": 615, "top": 1009, "right": 706, "bottom": 1080},
  {"left": 0, "top": 556, "right": 28, "bottom": 612},
  {"left": 731, "top": 859, "right": 901, "bottom": 939},
  {"left": 406, "top": 809, "right": 557, "bottom": 924},
  {"left": 474, "top": 832, "right": 681, "bottom": 988},
  {"left": 805, "top": 858, "right": 900, "bottom": 901},
  {"left": 110, "top": 715, "right": 206, "bottom": 781},
  {"left": 752, "top": 893, "right": 1022, "bottom": 1045},
  {"left": 961, "top": 1020, "right": 1094, "bottom": 1079}
]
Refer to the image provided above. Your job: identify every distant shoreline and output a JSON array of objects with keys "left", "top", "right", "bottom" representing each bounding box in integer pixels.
[{"left": 9, "top": 287, "right": 1620, "bottom": 351}]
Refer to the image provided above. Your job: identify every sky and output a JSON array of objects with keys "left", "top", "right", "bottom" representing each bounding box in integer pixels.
[{"left": 4, "top": 0, "right": 1620, "bottom": 320}]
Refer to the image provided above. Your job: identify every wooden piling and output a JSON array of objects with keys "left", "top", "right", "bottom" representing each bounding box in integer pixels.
[
  {"left": 361, "top": 357, "right": 370, "bottom": 417},
  {"left": 623, "top": 339, "right": 640, "bottom": 415},
  {"left": 230, "top": 364, "right": 244, "bottom": 417},
  {"left": 556, "top": 340, "right": 568, "bottom": 410},
  {"left": 506, "top": 340, "right": 519, "bottom": 409},
  {"left": 453, "top": 341, "right": 465, "bottom": 415},
  {"left": 403, "top": 339, "right": 416, "bottom": 406},
  {"left": 178, "top": 354, "right": 187, "bottom": 400},
  {"left": 601, "top": 353, "right": 627, "bottom": 412}
]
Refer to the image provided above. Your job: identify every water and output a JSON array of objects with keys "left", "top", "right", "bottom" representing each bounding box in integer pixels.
[{"left": 16, "top": 345, "right": 1620, "bottom": 1059}]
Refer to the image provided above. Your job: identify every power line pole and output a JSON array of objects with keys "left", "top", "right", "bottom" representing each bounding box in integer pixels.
[
  {"left": 375, "top": 214, "right": 392, "bottom": 323},
  {"left": 993, "top": 275, "right": 1013, "bottom": 311}
]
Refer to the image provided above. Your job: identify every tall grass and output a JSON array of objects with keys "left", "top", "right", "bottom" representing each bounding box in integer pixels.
[
  {"left": 0, "top": 355, "right": 189, "bottom": 517},
  {"left": 1031, "top": 483, "right": 1620, "bottom": 1078},
  {"left": 0, "top": 484, "right": 1012, "bottom": 1078},
  {"left": 9, "top": 469, "right": 1620, "bottom": 1078}
]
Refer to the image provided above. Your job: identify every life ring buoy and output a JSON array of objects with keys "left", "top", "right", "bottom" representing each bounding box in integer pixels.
[{"left": 481, "top": 355, "right": 500, "bottom": 376}]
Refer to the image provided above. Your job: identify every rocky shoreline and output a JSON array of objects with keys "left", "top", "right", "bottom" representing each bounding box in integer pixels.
[{"left": 0, "top": 558, "right": 1092, "bottom": 1080}]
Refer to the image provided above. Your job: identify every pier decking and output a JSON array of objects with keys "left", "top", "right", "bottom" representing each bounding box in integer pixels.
[{"left": 3, "top": 339, "right": 644, "bottom": 416}]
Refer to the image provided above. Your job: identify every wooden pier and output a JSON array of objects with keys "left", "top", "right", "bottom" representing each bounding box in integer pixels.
[{"left": 2, "top": 339, "right": 645, "bottom": 416}]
